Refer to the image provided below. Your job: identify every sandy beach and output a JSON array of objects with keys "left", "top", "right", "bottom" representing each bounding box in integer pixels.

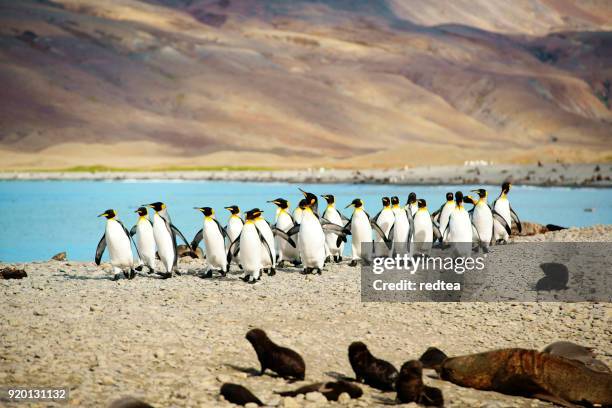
[
  {"left": 1, "top": 163, "right": 611, "bottom": 188},
  {"left": 1, "top": 226, "right": 610, "bottom": 407}
]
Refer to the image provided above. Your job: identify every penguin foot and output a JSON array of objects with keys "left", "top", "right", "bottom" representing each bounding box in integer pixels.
[
  {"left": 111, "top": 274, "right": 121, "bottom": 281},
  {"left": 325, "top": 256, "right": 331, "bottom": 263},
  {"left": 292, "top": 260, "right": 301, "bottom": 267},
  {"left": 335, "top": 256, "right": 342, "bottom": 263},
  {"left": 247, "top": 278, "right": 257, "bottom": 284},
  {"left": 262, "top": 268, "right": 268, "bottom": 274},
  {"left": 135, "top": 265, "right": 143, "bottom": 272},
  {"left": 123, "top": 270, "right": 130, "bottom": 279},
  {"left": 175, "top": 270, "right": 182, "bottom": 276},
  {"left": 147, "top": 267, "right": 155, "bottom": 274},
  {"left": 129, "top": 269, "right": 136, "bottom": 280},
  {"left": 482, "top": 246, "right": 490, "bottom": 254},
  {"left": 240, "top": 275, "right": 251, "bottom": 283},
  {"left": 200, "top": 270, "right": 213, "bottom": 279},
  {"left": 315, "top": 268, "right": 322, "bottom": 275},
  {"left": 268, "top": 268, "right": 276, "bottom": 276},
  {"left": 349, "top": 260, "right": 358, "bottom": 267},
  {"left": 300, "top": 267, "right": 311, "bottom": 275},
  {"left": 219, "top": 269, "right": 227, "bottom": 277},
  {"left": 157, "top": 272, "right": 172, "bottom": 279}
]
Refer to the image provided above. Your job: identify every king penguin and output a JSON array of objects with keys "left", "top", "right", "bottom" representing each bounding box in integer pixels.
[
  {"left": 321, "top": 194, "right": 347, "bottom": 263},
  {"left": 192, "top": 207, "right": 229, "bottom": 278},
  {"left": 467, "top": 189, "right": 511, "bottom": 253},
  {"left": 224, "top": 205, "right": 243, "bottom": 265},
  {"left": 411, "top": 199, "right": 439, "bottom": 256},
  {"left": 145, "top": 202, "right": 191, "bottom": 278},
  {"left": 95, "top": 209, "right": 137, "bottom": 280},
  {"left": 344, "top": 198, "right": 390, "bottom": 266},
  {"left": 406, "top": 192, "right": 418, "bottom": 217},
  {"left": 253, "top": 208, "right": 277, "bottom": 276},
  {"left": 493, "top": 182, "right": 522, "bottom": 243},
  {"left": 390, "top": 196, "right": 410, "bottom": 255},
  {"left": 269, "top": 198, "right": 300, "bottom": 266},
  {"left": 228, "top": 209, "right": 273, "bottom": 284},
  {"left": 296, "top": 191, "right": 327, "bottom": 274},
  {"left": 372, "top": 197, "right": 395, "bottom": 256},
  {"left": 431, "top": 192, "right": 454, "bottom": 243},
  {"left": 444, "top": 192, "right": 473, "bottom": 257},
  {"left": 130, "top": 207, "right": 156, "bottom": 274}
]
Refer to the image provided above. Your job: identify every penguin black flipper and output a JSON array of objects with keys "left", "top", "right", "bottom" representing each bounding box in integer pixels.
[
  {"left": 491, "top": 208, "right": 512, "bottom": 235},
  {"left": 471, "top": 222, "right": 481, "bottom": 243},
  {"left": 372, "top": 210, "right": 382, "bottom": 224},
  {"left": 95, "top": 234, "right": 106, "bottom": 265},
  {"left": 130, "top": 225, "right": 137, "bottom": 237},
  {"left": 213, "top": 218, "right": 229, "bottom": 240},
  {"left": 226, "top": 235, "right": 241, "bottom": 263},
  {"left": 371, "top": 220, "right": 392, "bottom": 250},
  {"left": 170, "top": 224, "right": 191, "bottom": 247},
  {"left": 191, "top": 228, "right": 204, "bottom": 251},
  {"left": 510, "top": 206, "right": 522, "bottom": 233},
  {"left": 286, "top": 224, "right": 301, "bottom": 237},
  {"left": 272, "top": 227, "right": 297, "bottom": 248},
  {"left": 406, "top": 208, "right": 414, "bottom": 241},
  {"left": 431, "top": 203, "right": 444, "bottom": 222}
]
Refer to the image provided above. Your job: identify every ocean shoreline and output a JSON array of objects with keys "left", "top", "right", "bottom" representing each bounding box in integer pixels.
[{"left": 1, "top": 163, "right": 611, "bottom": 187}]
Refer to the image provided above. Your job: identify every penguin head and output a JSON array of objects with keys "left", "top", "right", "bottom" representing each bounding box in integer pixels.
[
  {"left": 98, "top": 209, "right": 116, "bottom": 219},
  {"left": 455, "top": 191, "right": 464, "bottom": 206},
  {"left": 446, "top": 192, "right": 454, "bottom": 202},
  {"left": 299, "top": 188, "right": 318, "bottom": 208},
  {"left": 346, "top": 198, "right": 363, "bottom": 209},
  {"left": 472, "top": 188, "right": 487, "bottom": 199},
  {"left": 390, "top": 196, "right": 399, "bottom": 207},
  {"left": 501, "top": 182, "right": 511, "bottom": 194},
  {"left": 463, "top": 195, "right": 475, "bottom": 205},
  {"left": 407, "top": 192, "right": 417, "bottom": 205},
  {"left": 145, "top": 202, "right": 165, "bottom": 212},
  {"left": 135, "top": 207, "right": 148, "bottom": 217},
  {"left": 224, "top": 205, "right": 240, "bottom": 215},
  {"left": 298, "top": 199, "right": 309, "bottom": 210},
  {"left": 321, "top": 194, "right": 335, "bottom": 205},
  {"left": 417, "top": 199, "right": 427, "bottom": 209},
  {"left": 195, "top": 207, "right": 214, "bottom": 217},
  {"left": 382, "top": 197, "right": 390, "bottom": 207},
  {"left": 245, "top": 209, "right": 263, "bottom": 221},
  {"left": 268, "top": 198, "right": 289, "bottom": 210}
]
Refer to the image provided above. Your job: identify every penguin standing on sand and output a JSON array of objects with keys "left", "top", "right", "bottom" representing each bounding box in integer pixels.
[
  {"left": 295, "top": 190, "right": 327, "bottom": 274},
  {"left": 95, "top": 209, "right": 137, "bottom": 280},
  {"left": 145, "top": 202, "right": 191, "bottom": 278},
  {"left": 321, "top": 194, "right": 347, "bottom": 263},
  {"left": 253, "top": 208, "right": 277, "bottom": 276},
  {"left": 372, "top": 197, "right": 395, "bottom": 256},
  {"left": 130, "top": 207, "right": 156, "bottom": 274},
  {"left": 444, "top": 192, "right": 473, "bottom": 257},
  {"left": 411, "top": 199, "right": 439, "bottom": 256},
  {"left": 344, "top": 199, "right": 390, "bottom": 266},
  {"left": 191, "top": 207, "right": 229, "bottom": 278},
  {"left": 431, "top": 193, "right": 454, "bottom": 243},
  {"left": 493, "top": 182, "right": 522, "bottom": 243},
  {"left": 228, "top": 209, "right": 274, "bottom": 284},
  {"left": 224, "top": 205, "right": 243, "bottom": 265},
  {"left": 466, "top": 189, "right": 511, "bottom": 253},
  {"left": 390, "top": 196, "right": 411, "bottom": 255},
  {"left": 270, "top": 198, "right": 300, "bottom": 266}
]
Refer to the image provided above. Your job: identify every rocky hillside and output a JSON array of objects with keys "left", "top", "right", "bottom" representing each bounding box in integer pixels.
[{"left": 0, "top": 0, "right": 610, "bottom": 169}]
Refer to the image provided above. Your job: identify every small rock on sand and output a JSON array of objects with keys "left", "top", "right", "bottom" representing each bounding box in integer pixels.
[{"left": 52, "top": 252, "right": 67, "bottom": 261}]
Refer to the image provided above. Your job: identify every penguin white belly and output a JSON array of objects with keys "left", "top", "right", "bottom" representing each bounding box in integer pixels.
[
  {"left": 276, "top": 212, "right": 299, "bottom": 262},
  {"left": 255, "top": 219, "right": 276, "bottom": 268},
  {"left": 298, "top": 213, "right": 326, "bottom": 268},
  {"left": 227, "top": 218, "right": 242, "bottom": 244},
  {"left": 204, "top": 220, "right": 227, "bottom": 271},
  {"left": 392, "top": 209, "right": 409, "bottom": 254},
  {"left": 240, "top": 224, "right": 262, "bottom": 278},
  {"left": 473, "top": 204, "right": 493, "bottom": 245},
  {"left": 439, "top": 204, "right": 453, "bottom": 241},
  {"left": 106, "top": 221, "right": 133, "bottom": 268},
  {"left": 493, "top": 199, "right": 511, "bottom": 241},
  {"left": 136, "top": 220, "right": 156, "bottom": 267},
  {"left": 413, "top": 212, "right": 433, "bottom": 243},
  {"left": 323, "top": 208, "right": 344, "bottom": 257},
  {"left": 449, "top": 210, "right": 472, "bottom": 243},
  {"left": 351, "top": 211, "right": 372, "bottom": 260},
  {"left": 153, "top": 214, "right": 175, "bottom": 272}
]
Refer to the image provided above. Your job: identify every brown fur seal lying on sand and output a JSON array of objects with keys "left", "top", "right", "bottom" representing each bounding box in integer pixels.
[
  {"left": 220, "top": 383, "right": 263, "bottom": 406},
  {"left": 419, "top": 347, "right": 612, "bottom": 407},
  {"left": 276, "top": 380, "right": 363, "bottom": 401}
]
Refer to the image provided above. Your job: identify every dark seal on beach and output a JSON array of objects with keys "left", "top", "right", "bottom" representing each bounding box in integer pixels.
[
  {"left": 430, "top": 347, "right": 612, "bottom": 407},
  {"left": 108, "top": 397, "right": 154, "bottom": 408},
  {"left": 245, "top": 328, "right": 305, "bottom": 380},
  {"left": 395, "top": 360, "right": 444, "bottom": 406},
  {"left": 0, "top": 267, "right": 27, "bottom": 279},
  {"left": 220, "top": 383, "right": 263, "bottom": 406},
  {"left": 276, "top": 380, "right": 362, "bottom": 401},
  {"left": 348, "top": 341, "right": 398, "bottom": 391},
  {"left": 419, "top": 347, "right": 448, "bottom": 370}
]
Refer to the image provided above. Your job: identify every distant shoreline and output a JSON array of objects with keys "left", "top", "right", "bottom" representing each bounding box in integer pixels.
[{"left": 0, "top": 163, "right": 611, "bottom": 187}]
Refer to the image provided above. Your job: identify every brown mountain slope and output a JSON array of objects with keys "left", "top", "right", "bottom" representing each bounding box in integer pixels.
[{"left": 0, "top": 0, "right": 610, "bottom": 170}]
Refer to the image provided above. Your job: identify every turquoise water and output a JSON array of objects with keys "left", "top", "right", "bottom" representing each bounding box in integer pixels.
[{"left": 0, "top": 180, "right": 610, "bottom": 262}]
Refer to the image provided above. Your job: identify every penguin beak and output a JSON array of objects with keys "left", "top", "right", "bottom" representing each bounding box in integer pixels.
[
  {"left": 345, "top": 203, "right": 354, "bottom": 209},
  {"left": 97, "top": 212, "right": 107, "bottom": 218},
  {"left": 299, "top": 188, "right": 307, "bottom": 197},
  {"left": 194, "top": 207, "right": 204, "bottom": 212}
]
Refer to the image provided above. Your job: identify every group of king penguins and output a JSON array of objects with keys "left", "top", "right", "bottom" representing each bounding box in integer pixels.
[{"left": 95, "top": 183, "right": 521, "bottom": 283}]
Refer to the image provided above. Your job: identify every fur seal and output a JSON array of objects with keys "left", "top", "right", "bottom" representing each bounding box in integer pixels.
[
  {"left": 0, "top": 267, "right": 27, "bottom": 279},
  {"left": 245, "top": 328, "right": 305, "bottom": 380},
  {"left": 421, "top": 347, "right": 612, "bottom": 407},
  {"left": 396, "top": 360, "right": 444, "bottom": 406},
  {"left": 348, "top": 341, "right": 398, "bottom": 391},
  {"left": 276, "top": 380, "right": 363, "bottom": 401},
  {"left": 542, "top": 341, "right": 610, "bottom": 373},
  {"left": 108, "top": 397, "right": 154, "bottom": 408},
  {"left": 220, "top": 383, "right": 263, "bottom": 406}
]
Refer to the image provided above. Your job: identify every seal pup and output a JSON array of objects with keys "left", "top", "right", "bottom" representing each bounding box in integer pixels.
[
  {"left": 276, "top": 380, "right": 363, "bottom": 401},
  {"left": 421, "top": 347, "right": 612, "bottom": 407},
  {"left": 395, "top": 360, "right": 444, "bottom": 406},
  {"left": 220, "top": 383, "right": 263, "bottom": 406},
  {"left": 108, "top": 397, "right": 154, "bottom": 408},
  {"left": 348, "top": 341, "right": 398, "bottom": 391},
  {"left": 245, "top": 328, "right": 305, "bottom": 380},
  {"left": 542, "top": 341, "right": 610, "bottom": 373}
]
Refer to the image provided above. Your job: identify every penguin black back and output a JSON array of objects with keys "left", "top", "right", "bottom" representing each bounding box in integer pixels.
[
  {"left": 220, "top": 383, "right": 263, "bottom": 406},
  {"left": 246, "top": 328, "right": 305, "bottom": 380},
  {"left": 348, "top": 341, "right": 398, "bottom": 391}
]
